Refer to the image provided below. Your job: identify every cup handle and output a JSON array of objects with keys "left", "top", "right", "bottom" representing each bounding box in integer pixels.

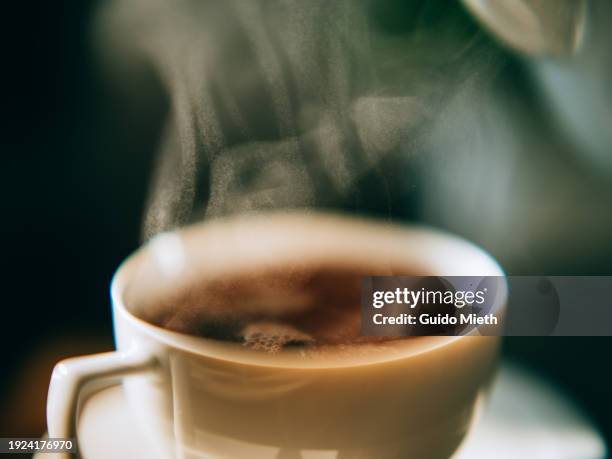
[{"left": 47, "top": 348, "right": 157, "bottom": 458}]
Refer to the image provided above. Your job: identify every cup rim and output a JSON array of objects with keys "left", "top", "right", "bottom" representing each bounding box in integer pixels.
[{"left": 110, "top": 213, "right": 507, "bottom": 369}]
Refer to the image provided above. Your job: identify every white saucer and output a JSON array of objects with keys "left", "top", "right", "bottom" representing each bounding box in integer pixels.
[{"left": 38, "top": 363, "right": 606, "bottom": 459}]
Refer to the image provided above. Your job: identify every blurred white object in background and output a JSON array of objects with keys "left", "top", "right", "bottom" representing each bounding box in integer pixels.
[
  {"left": 462, "top": 0, "right": 587, "bottom": 57},
  {"left": 419, "top": 0, "right": 612, "bottom": 271}
]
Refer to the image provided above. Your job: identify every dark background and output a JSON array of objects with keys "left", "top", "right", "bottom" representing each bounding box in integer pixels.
[{"left": 0, "top": 1, "right": 610, "bottom": 455}]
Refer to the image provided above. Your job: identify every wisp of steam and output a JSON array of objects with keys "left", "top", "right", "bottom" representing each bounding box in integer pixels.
[{"left": 95, "top": 0, "right": 502, "bottom": 240}]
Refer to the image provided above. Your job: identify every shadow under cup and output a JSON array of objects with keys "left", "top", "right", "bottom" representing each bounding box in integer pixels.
[{"left": 112, "top": 213, "right": 506, "bottom": 459}]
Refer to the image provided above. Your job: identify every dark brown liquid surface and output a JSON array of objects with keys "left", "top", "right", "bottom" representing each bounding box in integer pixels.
[
  {"left": 123, "top": 215, "right": 431, "bottom": 353},
  {"left": 131, "top": 263, "right": 410, "bottom": 352}
]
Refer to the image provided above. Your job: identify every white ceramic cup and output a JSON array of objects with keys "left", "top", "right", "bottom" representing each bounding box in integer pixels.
[{"left": 47, "top": 213, "right": 506, "bottom": 459}]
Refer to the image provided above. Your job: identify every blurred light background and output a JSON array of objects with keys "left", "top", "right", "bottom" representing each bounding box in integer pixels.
[{"left": 0, "top": 0, "right": 610, "bottom": 455}]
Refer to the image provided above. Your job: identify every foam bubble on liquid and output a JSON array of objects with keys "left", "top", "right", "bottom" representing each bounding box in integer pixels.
[{"left": 240, "top": 321, "right": 315, "bottom": 354}]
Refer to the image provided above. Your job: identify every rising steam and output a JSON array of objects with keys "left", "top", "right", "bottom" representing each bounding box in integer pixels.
[{"left": 94, "top": 0, "right": 500, "bottom": 240}]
